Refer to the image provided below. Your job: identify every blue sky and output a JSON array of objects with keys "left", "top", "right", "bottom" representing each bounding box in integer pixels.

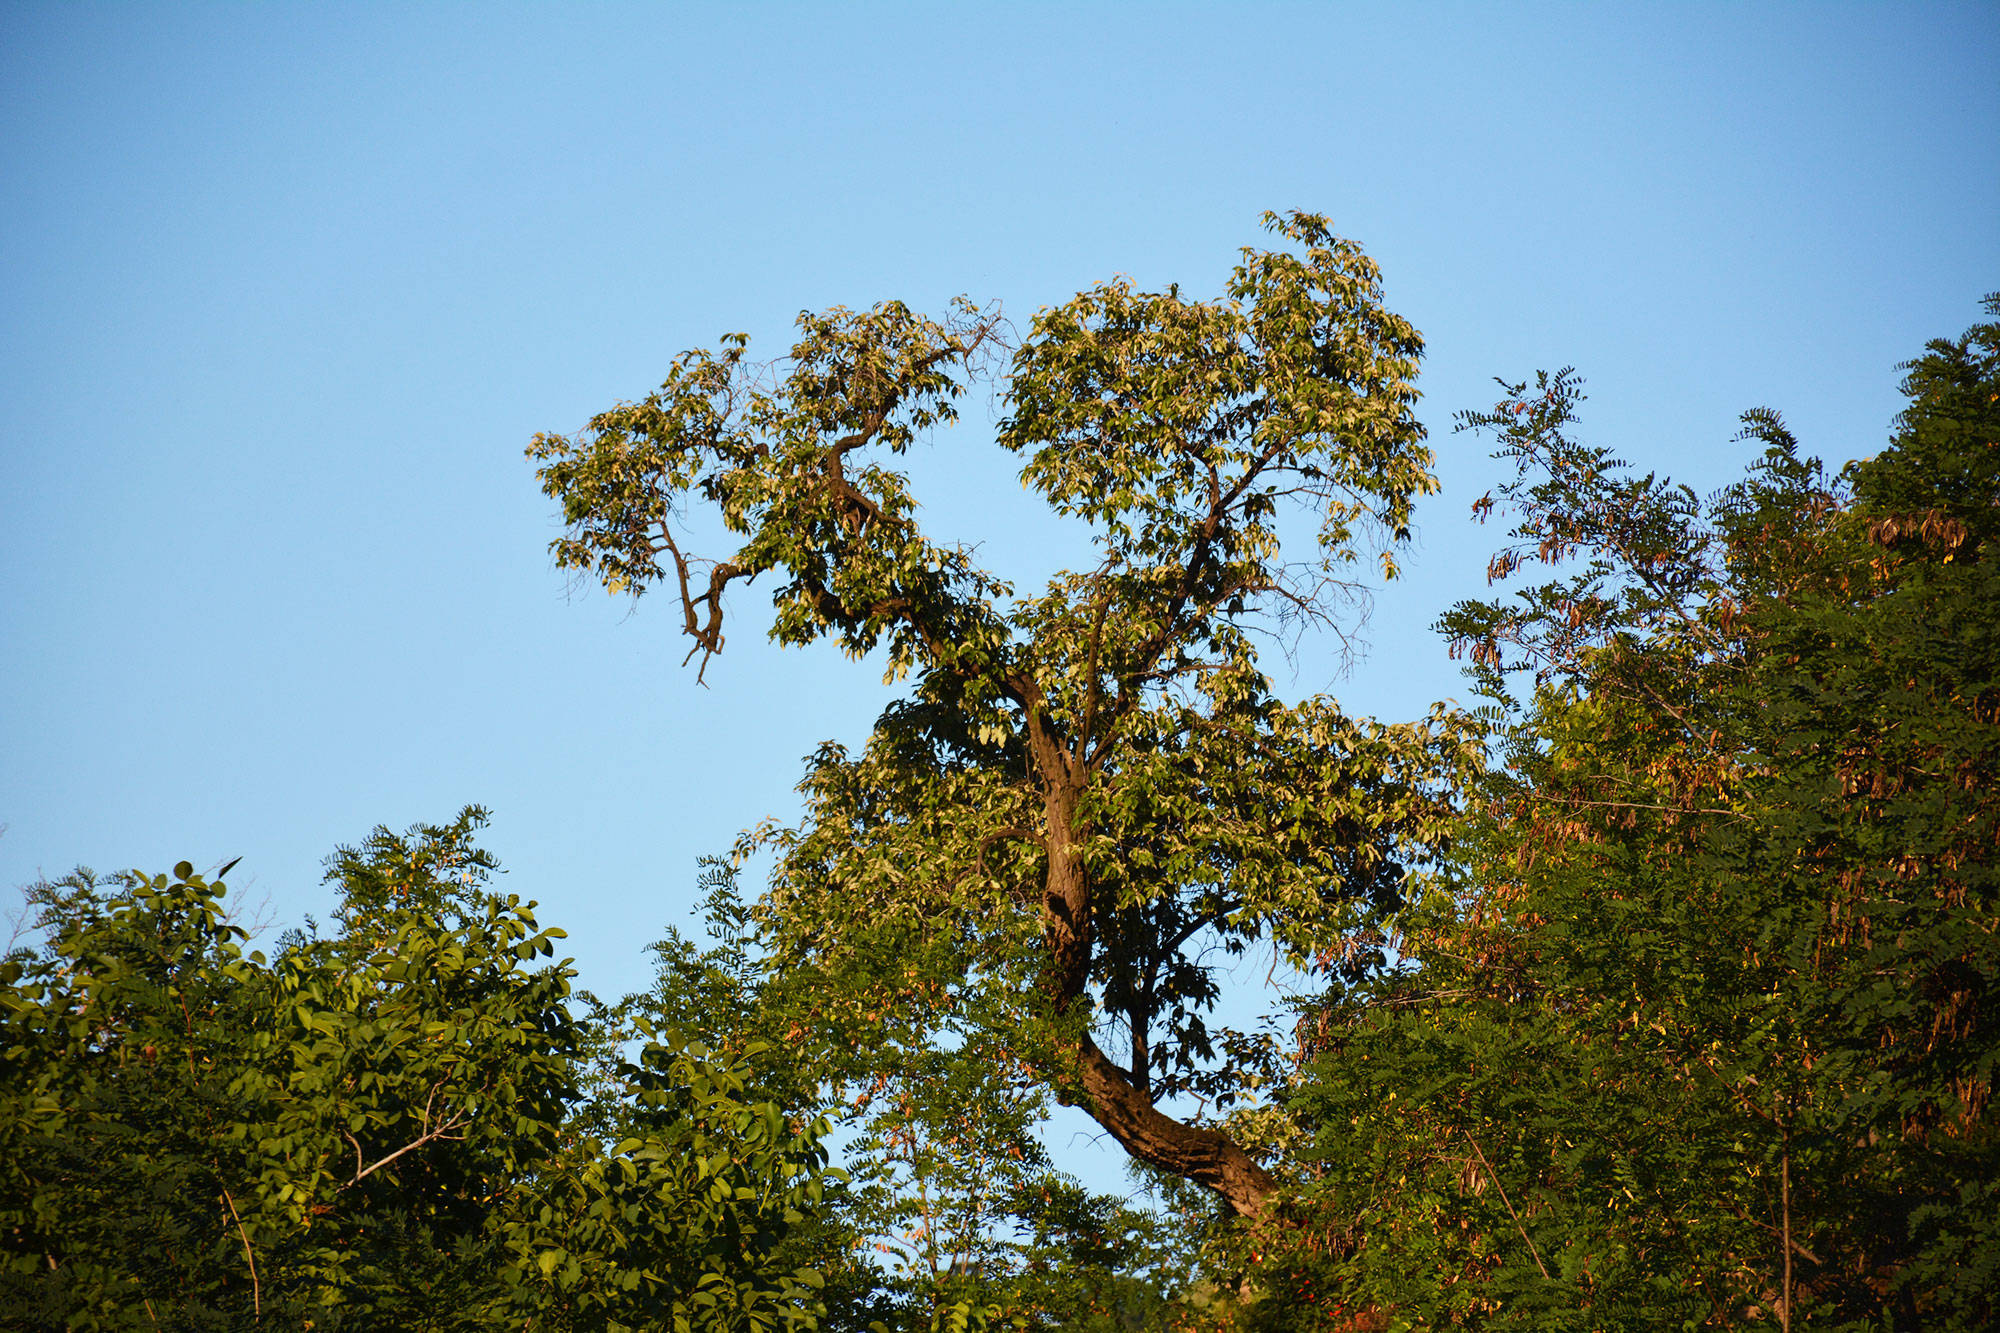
[{"left": 4, "top": 2, "right": 1995, "bottom": 1176}]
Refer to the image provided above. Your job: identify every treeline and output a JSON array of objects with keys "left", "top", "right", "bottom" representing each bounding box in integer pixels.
[
  {"left": 4, "top": 219, "right": 1993, "bottom": 1329},
  {"left": 2, "top": 817, "right": 1178, "bottom": 1330},
  {"left": 1276, "top": 310, "right": 2000, "bottom": 1327}
]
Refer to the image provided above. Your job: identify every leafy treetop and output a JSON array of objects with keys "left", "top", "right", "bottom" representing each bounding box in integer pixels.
[{"left": 531, "top": 213, "right": 1476, "bottom": 1219}]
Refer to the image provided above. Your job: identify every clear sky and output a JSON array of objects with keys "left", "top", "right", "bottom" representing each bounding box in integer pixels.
[{"left": 3, "top": 1, "right": 1995, "bottom": 1176}]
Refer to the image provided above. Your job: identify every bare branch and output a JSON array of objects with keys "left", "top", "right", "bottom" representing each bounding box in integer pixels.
[
  {"left": 340, "top": 1082, "right": 477, "bottom": 1188},
  {"left": 218, "top": 1186, "right": 260, "bottom": 1316},
  {"left": 967, "top": 826, "right": 1039, "bottom": 897},
  {"left": 1464, "top": 1131, "right": 1551, "bottom": 1282}
]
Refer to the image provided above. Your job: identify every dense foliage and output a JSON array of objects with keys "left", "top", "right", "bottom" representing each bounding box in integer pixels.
[
  {"left": 5, "top": 213, "right": 1991, "bottom": 1327},
  {"left": 1264, "top": 299, "right": 1999, "bottom": 1329},
  {"left": 0, "top": 811, "right": 836, "bottom": 1331},
  {"left": 629, "top": 862, "right": 1202, "bottom": 1332}
]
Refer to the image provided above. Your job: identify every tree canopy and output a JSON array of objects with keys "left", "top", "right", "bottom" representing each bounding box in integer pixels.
[
  {"left": 529, "top": 212, "right": 1476, "bottom": 1219},
  {"left": 1265, "top": 298, "right": 2000, "bottom": 1329},
  {"left": 0, "top": 812, "right": 838, "bottom": 1331},
  {"left": 6, "top": 218, "right": 1992, "bottom": 1328}
]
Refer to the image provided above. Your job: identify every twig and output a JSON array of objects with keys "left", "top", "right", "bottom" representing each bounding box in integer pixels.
[
  {"left": 1781, "top": 1141, "right": 1793, "bottom": 1333},
  {"left": 219, "top": 1185, "right": 260, "bottom": 1318},
  {"left": 1464, "top": 1131, "right": 1551, "bottom": 1281},
  {"left": 342, "top": 1108, "right": 472, "bottom": 1186},
  {"left": 1548, "top": 797, "right": 1745, "bottom": 821},
  {"left": 1730, "top": 1206, "right": 1821, "bottom": 1265},
  {"left": 342, "top": 1082, "right": 475, "bottom": 1186}
]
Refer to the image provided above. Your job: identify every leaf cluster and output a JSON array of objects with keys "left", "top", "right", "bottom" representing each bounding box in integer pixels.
[{"left": 1267, "top": 297, "right": 2000, "bottom": 1329}]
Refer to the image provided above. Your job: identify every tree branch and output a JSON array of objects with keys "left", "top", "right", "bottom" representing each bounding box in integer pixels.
[
  {"left": 341, "top": 1083, "right": 476, "bottom": 1188},
  {"left": 218, "top": 1185, "right": 260, "bottom": 1317},
  {"left": 1464, "top": 1130, "right": 1551, "bottom": 1281}
]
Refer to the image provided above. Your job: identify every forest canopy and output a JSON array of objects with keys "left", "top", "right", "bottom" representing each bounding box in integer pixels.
[{"left": 4, "top": 219, "right": 1993, "bottom": 1330}]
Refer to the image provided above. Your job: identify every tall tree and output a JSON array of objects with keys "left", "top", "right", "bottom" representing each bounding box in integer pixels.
[
  {"left": 529, "top": 212, "right": 1474, "bottom": 1218},
  {"left": 1271, "top": 298, "right": 1999, "bottom": 1328}
]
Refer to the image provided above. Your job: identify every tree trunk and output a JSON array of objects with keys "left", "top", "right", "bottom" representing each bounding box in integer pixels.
[
  {"left": 1076, "top": 1032, "right": 1277, "bottom": 1217},
  {"left": 1034, "top": 749, "right": 1277, "bottom": 1218}
]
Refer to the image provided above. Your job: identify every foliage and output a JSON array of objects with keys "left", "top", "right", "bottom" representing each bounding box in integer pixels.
[
  {"left": 627, "top": 862, "right": 1200, "bottom": 1333},
  {"left": 16, "top": 228, "right": 1990, "bottom": 1331},
  {"left": 1270, "top": 299, "right": 2000, "bottom": 1329},
  {"left": 530, "top": 212, "right": 1478, "bottom": 1218},
  {"left": 503, "top": 1024, "right": 835, "bottom": 1333},
  {"left": 0, "top": 811, "right": 838, "bottom": 1331}
]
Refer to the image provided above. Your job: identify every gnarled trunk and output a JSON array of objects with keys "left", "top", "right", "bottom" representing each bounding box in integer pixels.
[
  {"left": 1075, "top": 1031, "right": 1277, "bottom": 1217},
  {"left": 1034, "top": 744, "right": 1277, "bottom": 1218}
]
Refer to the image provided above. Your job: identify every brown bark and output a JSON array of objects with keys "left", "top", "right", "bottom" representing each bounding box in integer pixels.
[
  {"left": 1028, "top": 714, "right": 1278, "bottom": 1219},
  {"left": 1075, "top": 1031, "right": 1278, "bottom": 1217}
]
